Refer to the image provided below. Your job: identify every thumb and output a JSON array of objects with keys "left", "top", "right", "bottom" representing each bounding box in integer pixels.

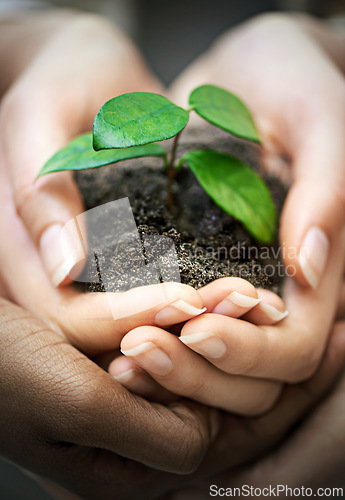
[
  {"left": 0, "top": 83, "right": 86, "bottom": 287},
  {"left": 280, "top": 115, "right": 345, "bottom": 288}
]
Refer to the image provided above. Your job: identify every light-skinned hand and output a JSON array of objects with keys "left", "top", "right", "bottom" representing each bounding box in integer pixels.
[
  {"left": 111, "top": 221, "right": 345, "bottom": 413},
  {"left": 168, "top": 321, "right": 345, "bottom": 499},
  {"left": 0, "top": 9, "right": 211, "bottom": 352},
  {"left": 170, "top": 13, "right": 345, "bottom": 292}
]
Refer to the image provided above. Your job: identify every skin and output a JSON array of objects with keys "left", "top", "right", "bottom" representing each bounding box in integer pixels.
[
  {"left": 0, "top": 9, "right": 214, "bottom": 354},
  {"left": 170, "top": 13, "right": 345, "bottom": 289},
  {"left": 113, "top": 12, "right": 345, "bottom": 408},
  {"left": 0, "top": 8, "right": 290, "bottom": 415},
  {"left": 0, "top": 8, "right": 345, "bottom": 497},
  {"left": 110, "top": 221, "right": 345, "bottom": 411},
  {"left": 1, "top": 297, "right": 345, "bottom": 500},
  {"left": 1, "top": 11, "right": 343, "bottom": 400},
  {"left": 168, "top": 330, "right": 345, "bottom": 499}
]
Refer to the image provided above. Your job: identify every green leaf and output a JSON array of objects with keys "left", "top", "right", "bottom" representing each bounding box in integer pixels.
[
  {"left": 93, "top": 92, "right": 189, "bottom": 150},
  {"left": 189, "top": 85, "right": 260, "bottom": 143},
  {"left": 37, "top": 133, "right": 166, "bottom": 178},
  {"left": 183, "top": 150, "right": 276, "bottom": 243}
]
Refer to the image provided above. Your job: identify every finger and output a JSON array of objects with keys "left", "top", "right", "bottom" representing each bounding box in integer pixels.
[
  {"left": 280, "top": 100, "right": 345, "bottom": 289},
  {"left": 197, "top": 277, "right": 262, "bottom": 317},
  {"left": 61, "top": 282, "right": 205, "bottom": 353},
  {"left": 120, "top": 325, "right": 282, "bottom": 415},
  {"left": 0, "top": 298, "right": 219, "bottom": 475},
  {"left": 180, "top": 227, "right": 345, "bottom": 382},
  {"left": 108, "top": 355, "right": 177, "bottom": 403},
  {"left": 0, "top": 167, "right": 206, "bottom": 354},
  {"left": 214, "top": 320, "right": 345, "bottom": 489},
  {"left": 197, "top": 278, "right": 287, "bottom": 325},
  {"left": 178, "top": 310, "right": 314, "bottom": 382},
  {"left": 179, "top": 313, "right": 289, "bottom": 378},
  {"left": 243, "top": 288, "right": 288, "bottom": 325}
]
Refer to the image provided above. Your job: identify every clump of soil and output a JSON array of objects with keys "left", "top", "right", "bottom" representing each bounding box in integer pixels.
[{"left": 74, "top": 126, "right": 287, "bottom": 294}]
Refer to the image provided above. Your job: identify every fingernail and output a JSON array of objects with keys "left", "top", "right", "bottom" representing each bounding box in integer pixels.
[
  {"left": 155, "top": 300, "right": 207, "bottom": 326},
  {"left": 260, "top": 303, "right": 289, "bottom": 322},
  {"left": 179, "top": 332, "right": 226, "bottom": 359},
  {"left": 114, "top": 369, "right": 157, "bottom": 393},
  {"left": 39, "top": 222, "right": 85, "bottom": 287},
  {"left": 213, "top": 292, "right": 261, "bottom": 315},
  {"left": 113, "top": 369, "right": 137, "bottom": 384},
  {"left": 298, "top": 226, "right": 329, "bottom": 289},
  {"left": 121, "top": 342, "right": 173, "bottom": 376}
]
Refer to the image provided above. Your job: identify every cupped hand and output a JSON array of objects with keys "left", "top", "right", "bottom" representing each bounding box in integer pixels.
[
  {"left": 112, "top": 219, "right": 345, "bottom": 413},
  {"left": 0, "top": 9, "right": 210, "bottom": 352},
  {"left": 0, "top": 9, "right": 164, "bottom": 287},
  {"left": 110, "top": 277, "right": 287, "bottom": 415},
  {"left": 0, "top": 151, "right": 206, "bottom": 354},
  {"left": 170, "top": 12, "right": 345, "bottom": 291},
  {"left": 166, "top": 319, "right": 345, "bottom": 500},
  {"left": 179, "top": 222, "right": 345, "bottom": 384}
]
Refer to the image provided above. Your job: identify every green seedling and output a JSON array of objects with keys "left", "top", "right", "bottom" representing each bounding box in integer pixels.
[{"left": 38, "top": 84, "right": 277, "bottom": 243}]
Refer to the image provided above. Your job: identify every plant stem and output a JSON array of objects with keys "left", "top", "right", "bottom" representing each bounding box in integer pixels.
[
  {"left": 169, "top": 131, "right": 180, "bottom": 170},
  {"left": 167, "top": 132, "right": 181, "bottom": 211}
]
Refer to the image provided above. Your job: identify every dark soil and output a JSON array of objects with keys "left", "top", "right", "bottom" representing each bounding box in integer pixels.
[{"left": 74, "top": 126, "right": 287, "bottom": 294}]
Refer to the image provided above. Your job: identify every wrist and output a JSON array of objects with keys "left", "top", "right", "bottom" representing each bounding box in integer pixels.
[
  {"left": 288, "top": 13, "right": 345, "bottom": 73},
  {"left": 0, "top": 8, "right": 80, "bottom": 96}
]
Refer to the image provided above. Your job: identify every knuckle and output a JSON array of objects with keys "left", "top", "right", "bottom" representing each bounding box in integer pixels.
[
  {"left": 250, "top": 383, "right": 282, "bottom": 416},
  {"left": 235, "top": 355, "right": 262, "bottom": 376},
  {"left": 49, "top": 374, "right": 107, "bottom": 440},
  {"left": 181, "top": 375, "right": 209, "bottom": 399},
  {"left": 285, "top": 340, "right": 323, "bottom": 383},
  {"left": 234, "top": 335, "right": 268, "bottom": 377},
  {"left": 174, "top": 424, "right": 208, "bottom": 474},
  {"left": 251, "top": 12, "right": 292, "bottom": 29},
  {"left": 168, "top": 404, "right": 211, "bottom": 474}
]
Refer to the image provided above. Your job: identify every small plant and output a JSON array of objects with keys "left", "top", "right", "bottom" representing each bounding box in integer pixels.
[{"left": 38, "top": 85, "right": 277, "bottom": 243}]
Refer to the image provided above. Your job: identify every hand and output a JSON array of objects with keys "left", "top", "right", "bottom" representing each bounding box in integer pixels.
[
  {"left": 0, "top": 297, "right": 220, "bottom": 500},
  {"left": 109, "top": 277, "right": 287, "bottom": 415},
  {"left": 3, "top": 297, "right": 345, "bottom": 500},
  {"left": 202, "top": 290, "right": 345, "bottom": 495},
  {"left": 0, "top": 156, "right": 206, "bottom": 354},
  {"left": 159, "top": 12, "right": 345, "bottom": 398},
  {"left": 170, "top": 13, "right": 345, "bottom": 291},
  {"left": 0, "top": 10, "right": 164, "bottom": 286},
  {"left": 160, "top": 319, "right": 345, "bottom": 499},
  {"left": 110, "top": 219, "right": 345, "bottom": 413},
  {"left": 0, "top": 9, "right": 208, "bottom": 351}
]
